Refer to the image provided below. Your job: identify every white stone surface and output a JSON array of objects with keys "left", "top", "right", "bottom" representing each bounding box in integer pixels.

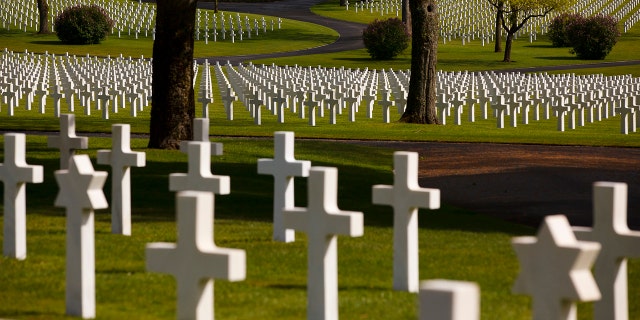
[
  {"left": 47, "top": 114, "right": 89, "bottom": 169},
  {"left": 0, "top": 133, "right": 43, "bottom": 260},
  {"left": 54, "top": 155, "right": 108, "bottom": 319},
  {"left": 170, "top": 140, "right": 229, "bottom": 195},
  {"left": 257, "top": 131, "right": 311, "bottom": 242},
  {"left": 283, "top": 167, "right": 363, "bottom": 320},
  {"left": 573, "top": 182, "right": 640, "bottom": 320},
  {"left": 146, "top": 191, "right": 246, "bottom": 320},
  {"left": 419, "top": 280, "right": 480, "bottom": 320},
  {"left": 372, "top": 151, "right": 440, "bottom": 292},
  {"left": 191, "top": 118, "right": 223, "bottom": 156},
  {"left": 97, "top": 124, "right": 146, "bottom": 235},
  {"left": 512, "top": 215, "right": 601, "bottom": 320}
]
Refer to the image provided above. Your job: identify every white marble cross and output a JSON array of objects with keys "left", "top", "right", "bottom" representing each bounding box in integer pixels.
[
  {"left": 0, "top": 133, "right": 43, "bottom": 260},
  {"left": 573, "top": 182, "right": 640, "bottom": 320},
  {"left": 54, "top": 155, "right": 108, "bottom": 319},
  {"left": 47, "top": 114, "right": 89, "bottom": 170},
  {"left": 512, "top": 215, "right": 601, "bottom": 320},
  {"left": 372, "top": 151, "right": 440, "bottom": 292},
  {"left": 419, "top": 280, "right": 480, "bottom": 320},
  {"left": 283, "top": 167, "right": 363, "bottom": 320},
  {"left": 257, "top": 131, "right": 311, "bottom": 242},
  {"left": 146, "top": 191, "right": 246, "bottom": 320},
  {"left": 191, "top": 118, "right": 223, "bottom": 156},
  {"left": 97, "top": 124, "right": 146, "bottom": 236},
  {"left": 170, "top": 134, "right": 229, "bottom": 195}
]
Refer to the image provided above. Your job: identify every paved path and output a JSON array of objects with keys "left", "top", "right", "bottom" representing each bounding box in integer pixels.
[
  {"left": 197, "top": 0, "right": 640, "bottom": 71},
  {"left": 197, "top": 0, "right": 366, "bottom": 64}
]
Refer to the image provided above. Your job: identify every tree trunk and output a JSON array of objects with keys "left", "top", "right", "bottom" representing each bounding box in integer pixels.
[
  {"left": 503, "top": 32, "right": 514, "bottom": 62},
  {"left": 402, "top": 0, "right": 412, "bottom": 35},
  {"left": 493, "top": 2, "right": 503, "bottom": 52},
  {"left": 148, "top": 0, "right": 197, "bottom": 149},
  {"left": 214, "top": 0, "right": 218, "bottom": 13},
  {"left": 399, "top": 0, "right": 439, "bottom": 124},
  {"left": 37, "top": 0, "right": 50, "bottom": 34}
]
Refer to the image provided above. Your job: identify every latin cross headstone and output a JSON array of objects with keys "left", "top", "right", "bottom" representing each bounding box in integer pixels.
[
  {"left": 146, "top": 191, "right": 246, "bottom": 320},
  {"left": 573, "top": 182, "right": 640, "bottom": 320},
  {"left": 54, "top": 155, "right": 108, "bottom": 319},
  {"left": 512, "top": 215, "right": 601, "bottom": 320},
  {"left": 304, "top": 92, "right": 320, "bottom": 126},
  {"left": 0, "top": 133, "right": 43, "bottom": 260},
  {"left": 96, "top": 124, "right": 146, "bottom": 236},
  {"left": 372, "top": 151, "right": 440, "bottom": 292},
  {"left": 283, "top": 167, "right": 364, "bottom": 320},
  {"left": 50, "top": 85, "right": 65, "bottom": 117},
  {"left": 47, "top": 114, "right": 89, "bottom": 170},
  {"left": 419, "top": 280, "right": 480, "bottom": 320},
  {"left": 169, "top": 132, "right": 229, "bottom": 195},
  {"left": 257, "top": 131, "right": 311, "bottom": 242},
  {"left": 191, "top": 118, "right": 223, "bottom": 156}
]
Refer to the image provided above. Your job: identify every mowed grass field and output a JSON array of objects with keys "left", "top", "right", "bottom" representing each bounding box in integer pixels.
[{"left": 1, "top": 0, "right": 640, "bottom": 319}]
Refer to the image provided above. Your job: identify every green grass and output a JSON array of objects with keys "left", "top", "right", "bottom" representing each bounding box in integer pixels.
[
  {"left": 1, "top": 135, "right": 638, "bottom": 319},
  {"left": 1, "top": 1, "right": 640, "bottom": 318},
  {"left": 1, "top": 86, "right": 638, "bottom": 148},
  {"left": 0, "top": 13, "right": 338, "bottom": 58}
]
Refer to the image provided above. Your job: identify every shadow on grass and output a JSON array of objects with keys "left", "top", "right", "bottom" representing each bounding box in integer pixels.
[
  {"left": 12, "top": 142, "right": 535, "bottom": 237},
  {"left": 29, "top": 40, "right": 66, "bottom": 46},
  {"left": 535, "top": 56, "right": 578, "bottom": 61}
]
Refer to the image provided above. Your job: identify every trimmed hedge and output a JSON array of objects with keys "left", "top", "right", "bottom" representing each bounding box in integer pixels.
[
  {"left": 567, "top": 14, "right": 620, "bottom": 60},
  {"left": 362, "top": 18, "right": 409, "bottom": 60},
  {"left": 547, "top": 13, "right": 582, "bottom": 47},
  {"left": 54, "top": 4, "right": 114, "bottom": 45}
]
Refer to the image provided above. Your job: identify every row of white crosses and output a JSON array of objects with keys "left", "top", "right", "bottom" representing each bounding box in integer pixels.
[
  {"left": 345, "top": 0, "right": 401, "bottom": 17},
  {"left": 2, "top": 117, "right": 640, "bottom": 318},
  {"left": 0, "top": 119, "right": 470, "bottom": 319},
  {"left": 0, "top": 114, "right": 144, "bottom": 317},
  {"left": 1, "top": 49, "right": 153, "bottom": 118},
  {"left": 1, "top": 0, "right": 283, "bottom": 43},
  {"left": 213, "top": 61, "right": 640, "bottom": 134},
  {"left": 3, "top": 49, "right": 640, "bottom": 134},
  {"left": 195, "top": 10, "right": 282, "bottom": 44}
]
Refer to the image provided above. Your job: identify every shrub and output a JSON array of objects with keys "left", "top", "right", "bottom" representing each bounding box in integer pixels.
[
  {"left": 547, "top": 13, "right": 583, "bottom": 47},
  {"left": 362, "top": 18, "right": 409, "bottom": 60},
  {"left": 567, "top": 14, "right": 620, "bottom": 60},
  {"left": 54, "top": 5, "right": 114, "bottom": 45}
]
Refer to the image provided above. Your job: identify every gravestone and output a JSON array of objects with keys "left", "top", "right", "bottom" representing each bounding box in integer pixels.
[
  {"left": 97, "top": 124, "right": 146, "bottom": 236},
  {"left": 0, "top": 133, "right": 43, "bottom": 260},
  {"left": 283, "top": 167, "right": 364, "bottom": 320},
  {"left": 191, "top": 118, "right": 223, "bottom": 156},
  {"left": 257, "top": 131, "right": 311, "bottom": 242},
  {"left": 146, "top": 191, "right": 246, "bottom": 320},
  {"left": 419, "top": 280, "right": 480, "bottom": 320},
  {"left": 54, "top": 155, "right": 108, "bottom": 319},
  {"left": 170, "top": 135, "right": 229, "bottom": 195},
  {"left": 573, "top": 182, "right": 640, "bottom": 320},
  {"left": 372, "top": 151, "right": 440, "bottom": 292},
  {"left": 47, "top": 114, "right": 89, "bottom": 170},
  {"left": 512, "top": 215, "right": 601, "bottom": 320}
]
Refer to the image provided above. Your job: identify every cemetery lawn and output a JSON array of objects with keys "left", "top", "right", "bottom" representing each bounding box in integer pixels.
[
  {"left": 2, "top": 135, "right": 639, "bottom": 319},
  {"left": 0, "top": 15, "right": 338, "bottom": 58}
]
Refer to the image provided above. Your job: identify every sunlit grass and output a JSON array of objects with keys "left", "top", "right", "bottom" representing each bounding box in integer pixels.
[{"left": 1, "top": 135, "right": 638, "bottom": 319}]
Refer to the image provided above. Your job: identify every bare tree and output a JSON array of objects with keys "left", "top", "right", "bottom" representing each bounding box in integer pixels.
[
  {"left": 402, "top": 0, "right": 412, "bottom": 35},
  {"left": 148, "top": 0, "right": 197, "bottom": 149},
  {"left": 36, "top": 0, "right": 50, "bottom": 34},
  {"left": 489, "top": 0, "right": 568, "bottom": 62},
  {"left": 492, "top": 0, "right": 504, "bottom": 52},
  {"left": 399, "top": 0, "right": 439, "bottom": 124}
]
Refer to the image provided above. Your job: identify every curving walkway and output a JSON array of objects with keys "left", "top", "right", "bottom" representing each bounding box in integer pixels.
[
  {"left": 197, "top": 0, "right": 640, "bottom": 71},
  {"left": 197, "top": 0, "right": 366, "bottom": 64}
]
